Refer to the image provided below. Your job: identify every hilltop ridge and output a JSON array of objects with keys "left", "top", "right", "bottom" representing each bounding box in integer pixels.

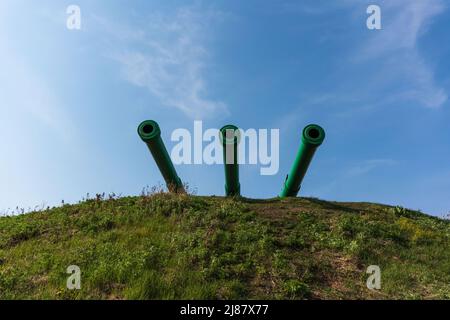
[{"left": 0, "top": 194, "right": 449, "bottom": 299}]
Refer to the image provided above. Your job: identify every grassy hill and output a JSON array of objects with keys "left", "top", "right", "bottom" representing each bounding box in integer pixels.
[{"left": 0, "top": 193, "right": 449, "bottom": 300}]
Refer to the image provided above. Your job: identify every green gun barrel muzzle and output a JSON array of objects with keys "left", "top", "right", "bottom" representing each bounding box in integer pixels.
[
  {"left": 138, "top": 120, "right": 185, "bottom": 193},
  {"left": 280, "top": 124, "right": 325, "bottom": 197}
]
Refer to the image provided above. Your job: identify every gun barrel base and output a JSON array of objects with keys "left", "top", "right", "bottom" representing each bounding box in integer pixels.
[
  {"left": 138, "top": 120, "right": 185, "bottom": 194},
  {"left": 225, "top": 183, "right": 241, "bottom": 197}
]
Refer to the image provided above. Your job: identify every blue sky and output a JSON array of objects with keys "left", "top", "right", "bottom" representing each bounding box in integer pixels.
[{"left": 1, "top": 0, "right": 449, "bottom": 217}]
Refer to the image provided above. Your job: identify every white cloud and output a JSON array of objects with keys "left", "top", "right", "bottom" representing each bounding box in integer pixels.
[
  {"left": 272, "top": 0, "right": 448, "bottom": 132},
  {"left": 0, "top": 1, "right": 79, "bottom": 211},
  {"left": 356, "top": 0, "right": 448, "bottom": 109},
  {"left": 0, "top": 57, "right": 75, "bottom": 141},
  {"left": 99, "top": 6, "right": 229, "bottom": 119},
  {"left": 0, "top": 1, "right": 76, "bottom": 141},
  {"left": 347, "top": 159, "right": 398, "bottom": 177},
  {"left": 361, "top": 0, "right": 445, "bottom": 55}
]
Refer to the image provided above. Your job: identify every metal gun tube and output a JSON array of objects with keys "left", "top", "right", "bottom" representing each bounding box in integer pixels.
[
  {"left": 138, "top": 120, "right": 185, "bottom": 193},
  {"left": 280, "top": 124, "right": 325, "bottom": 197},
  {"left": 220, "top": 125, "right": 241, "bottom": 197}
]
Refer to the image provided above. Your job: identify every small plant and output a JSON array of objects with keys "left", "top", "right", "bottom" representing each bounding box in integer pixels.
[
  {"left": 385, "top": 205, "right": 421, "bottom": 219},
  {"left": 140, "top": 184, "right": 165, "bottom": 197},
  {"left": 443, "top": 212, "right": 450, "bottom": 220},
  {"left": 391, "top": 206, "right": 407, "bottom": 216},
  {"left": 283, "top": 280, "right": 312, "bottom": 299}
]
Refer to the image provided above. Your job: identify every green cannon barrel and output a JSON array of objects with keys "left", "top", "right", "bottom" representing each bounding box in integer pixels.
[
  {"left": 220, "top": 125, "right": 241, "bottom": 197},
  {"left": 280, "top": 124, "right": 325, "bottom": 197},
  {"left": 138, "top": 120, "right": 185, "bottom": 193}
]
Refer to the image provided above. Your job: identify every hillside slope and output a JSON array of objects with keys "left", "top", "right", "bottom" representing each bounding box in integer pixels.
[{"left": 0, "top": 194, "right": 449, "bottom": 300}]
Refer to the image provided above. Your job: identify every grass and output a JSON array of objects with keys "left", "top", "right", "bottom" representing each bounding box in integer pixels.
[{"left": 0, "top": 192, "right": 449, "bottom": 300}]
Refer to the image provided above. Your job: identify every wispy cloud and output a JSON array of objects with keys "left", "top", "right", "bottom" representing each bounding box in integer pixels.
[
  {"left": 274, "top": 0, "right": 448, "bottom": 130},
  {"left": 0, "top": 58, "right": 75, "bottom": 141},
  {"left": 97, "top": 6, "right": 229, "bottom": 119},
  {"left": 355, "top": 0, "right": 447, "bottom": 109},
  {"left": 360, "top": 0, "right": 445, "bottom": 56},
  {"left": 346, "top": 159, "right": 398, "bottom": 177},
  {"left": 314, "top": 158, "right": 398, "bottom": 197},
  {"left": 0, "top": 1, "right": 78, "bottom": 211},
  {"left": 0, "top": 4, "right": 75, "bottom": 142}
]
